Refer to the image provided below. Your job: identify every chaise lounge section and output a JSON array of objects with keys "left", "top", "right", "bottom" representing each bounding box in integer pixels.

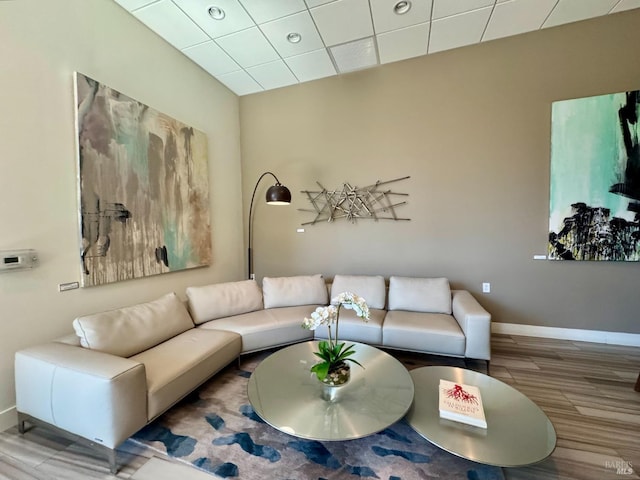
[{"left": 14, "top": 273, "right": 491, "bottom": 473}]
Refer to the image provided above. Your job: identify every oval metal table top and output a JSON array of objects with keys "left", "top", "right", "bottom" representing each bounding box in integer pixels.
[
  {"left": 406, "top": 366, "right": 556, "bottom": 467},
  {"left": 247, "top": 341, "right": 414, "bottom": 441}
]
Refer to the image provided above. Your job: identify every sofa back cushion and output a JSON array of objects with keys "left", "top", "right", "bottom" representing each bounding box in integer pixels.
[
  {"left": 262, "top": 274, "right": 328, "bottom": 309},
  {"left": 72, "top": 292, "right": 194, "bottom": 357},
  {"left": 330, "top": 275, "right": 386, "bottom": 309},
  {"left": 388, "top": 276, "right": 452, "bottom": 314},
  {"left": 186, "top": 280, "right": 264, "bottom": 324}
]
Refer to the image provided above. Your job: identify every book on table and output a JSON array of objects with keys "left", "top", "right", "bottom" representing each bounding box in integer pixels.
[{"left": 438, "top": 379, "right": 487, "bottom": 429}]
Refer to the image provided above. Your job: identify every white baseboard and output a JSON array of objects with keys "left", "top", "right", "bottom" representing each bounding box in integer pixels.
[
  {"left": 0, "top": 406, "right": 17, "bottom": 432},
  {"left": 492, "top": 323, "right": 640, "bottom": 347}
]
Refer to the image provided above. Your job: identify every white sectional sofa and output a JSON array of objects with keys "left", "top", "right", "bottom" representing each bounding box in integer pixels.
[{"left": 14, "top": 274, "right": 491, "bottom": 473}]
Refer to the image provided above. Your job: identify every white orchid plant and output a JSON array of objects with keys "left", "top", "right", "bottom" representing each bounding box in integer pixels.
[{"left": 302, "top": 292, "right": 370, "bottom": 382}]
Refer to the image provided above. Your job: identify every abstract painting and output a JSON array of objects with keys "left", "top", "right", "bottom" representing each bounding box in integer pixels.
[
  {"left": 549, "top": 90, "right": 640, "bottom": 261},
  {"left": 74, "top": 72, "right": 211, "bottom": 286}
]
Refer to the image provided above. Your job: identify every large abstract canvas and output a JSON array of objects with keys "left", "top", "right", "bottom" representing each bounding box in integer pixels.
[
  {"left": 74, "top": 73, "right": 211, "bottom": 286},
  {"left": 549, "top": 90, "right": 640, "bottom": 261}
]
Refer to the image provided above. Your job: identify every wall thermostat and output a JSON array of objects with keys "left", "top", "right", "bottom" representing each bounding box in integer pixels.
[{"left": 0, "top": 249, "right": 39, "bottom": 272}]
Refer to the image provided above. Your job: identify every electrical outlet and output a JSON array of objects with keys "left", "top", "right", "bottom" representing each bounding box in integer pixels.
[{"left": 482, "top": 282, "right": 491, "bottom": 293}]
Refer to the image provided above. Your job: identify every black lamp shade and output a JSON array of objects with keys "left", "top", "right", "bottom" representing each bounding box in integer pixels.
[{"left": 266, "top": 183, "right": 292, "bottom": 205}]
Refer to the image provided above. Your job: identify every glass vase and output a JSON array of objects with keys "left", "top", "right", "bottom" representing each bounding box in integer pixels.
[{"left": 320, "top": 361, "right": 350, "bottom": 402}]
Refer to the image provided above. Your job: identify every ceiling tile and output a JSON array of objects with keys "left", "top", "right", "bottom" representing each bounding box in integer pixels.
[
  {"left": 217, "top": 70, "right": 264, "bottom": 95},
  {"left": 246, "top": 60, "right": 299, "bottom": 90},
  {"left": 612, "top": 0, "right": 640, "bottom": 12},
  {"left": 172, "top": 0, "right": 255, "bottom": 38},
  {"left": 329, "top": 37, "right": 378, "bottom": 73},
  {"left": 114, "top": 0, "right": 158, "bottom": 10},
  {"left": 305, "top": 0, "right": 335, "bottom": 7},
  {"left": 181, "top": 40, "right": 241, "bottom": 76},
  {"left": 378, "top": 22, "right": 430, "bottom": 64},
  {"left": 429, "top": 6, "right": 493, "bottom": 53},
  {"left": 215, "top": 27, "right": 280, "bottom": 68},
  {"left": 543, "top": 0, "right": 619, "bottom": 28},
  {"left": 260, "top": 11, "right": 325, "bottom": 58},
  {"left": 239, "top": 0, "right": 307, "bottom": 23},
  {"left": 310, "top": 0, "right": 374, "bottom": 46},
  {"left": 285, "top": 49, "right": 337, "bottom": 82},
  {"left": 133, "top": 0, "right": 209, "bottom": 49},
  {"left": 370, "top": 0, "right": 433, "bottom": 34},
  {"left": 483, "top": 0, "right": 557, "bottom": 42},
  {"left": 114, "top": 0, "right": 640, "bottom": 96},
  {"left": 432, "top": 0, "right": 494, "bottom": 20}
]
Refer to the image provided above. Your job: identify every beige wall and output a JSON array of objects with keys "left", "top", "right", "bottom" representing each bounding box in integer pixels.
[
  {"left": 0, "top": 0, "right": 243, "bottom": 427},
  {"left": 240, "top": 9, "right": 640, "bottom": 335}
]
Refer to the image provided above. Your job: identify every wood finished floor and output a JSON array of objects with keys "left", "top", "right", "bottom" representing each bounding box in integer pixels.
[{"left": 0, "top": 334, "right": 638, "bottom": 480}]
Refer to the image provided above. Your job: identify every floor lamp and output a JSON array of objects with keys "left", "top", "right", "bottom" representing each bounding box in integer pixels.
[{"left": 248, "top": 172, "right": 291, "bottom": 280}]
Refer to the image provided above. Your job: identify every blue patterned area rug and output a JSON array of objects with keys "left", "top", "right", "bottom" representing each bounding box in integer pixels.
[{"left": 131, "top": 351, "right": 505, "bottom": 480}]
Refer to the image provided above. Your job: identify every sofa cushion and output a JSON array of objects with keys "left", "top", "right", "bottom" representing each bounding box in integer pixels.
[
  {"left": 330, "top": 275, "right": 386, "bottom": 309},
  {"left": 130, "top": 328, "right": 241, "bottom": 420},
  {"left": 186, "top": 280, "right": 263, "bottom": 325},
  {"left": 199, "top": 305, "right": 315, "bottom": 353},
  {"left": 388, "top": 276, "right": 452, "bottom": 314},
  {"left": 262, "top": 274, "right": 328, "bottom": 309},
  {"left": 314, "top": 308, "right": 386, "bottom": 345},
  {"left": 382, "top": 310, "right": 465, "bottom": 355},
  {"left": 72, "top": 292, "right": 194, "bottom": 357}
]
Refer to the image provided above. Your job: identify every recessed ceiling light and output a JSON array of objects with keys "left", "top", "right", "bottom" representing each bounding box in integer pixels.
[
  {"left": 208, "top": 6, "right": 225, "bottom": 20},
  {"left": 287, "top": 32, "right": 302, "bottom": 44},
  {"left": 393, "top": 1, "right": 411, "bottom": 15}
]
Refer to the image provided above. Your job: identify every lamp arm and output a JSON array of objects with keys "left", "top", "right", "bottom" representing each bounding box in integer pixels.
[{"left": 248, "top": 172, "right": 282, "bottom": 280}]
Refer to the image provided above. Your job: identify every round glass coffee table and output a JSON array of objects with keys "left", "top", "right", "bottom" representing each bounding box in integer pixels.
[
  {"left": 247, "top": 341, "right": 414, "bottom": 441},
  {"left": 406, "top": 366, "right": 556, "bottom": 467}
]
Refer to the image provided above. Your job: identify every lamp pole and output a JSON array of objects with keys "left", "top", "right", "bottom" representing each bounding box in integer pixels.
[{"left": 248, "top": 172, "right": 291, "bottom": 280}]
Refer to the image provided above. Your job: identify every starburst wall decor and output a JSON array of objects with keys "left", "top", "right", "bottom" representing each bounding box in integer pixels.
[{"left": 299, "top": 176, "right": 410, "bottom": 225}]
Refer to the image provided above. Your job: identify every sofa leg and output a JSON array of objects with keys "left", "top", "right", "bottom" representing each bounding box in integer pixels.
[
  {"left": 463, "top": 359, "right": 490, "bottom": 376},
  {"left": 16, "top": 412, "right": 119, "bottom": 474},
  {"left": 87, "top": 441, "right": 118, "bottom": 474},
  {"left": 17, "top": 412, "right": 28, "bottom": 434},
  {"left": 106, "top": 448, "right": 118, "bottom": 474}
]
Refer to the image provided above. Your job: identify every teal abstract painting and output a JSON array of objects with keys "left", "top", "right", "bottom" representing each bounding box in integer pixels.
[
  {"left": 74, "top": 73, "right": 211, "bottom": 286},
  {"left": 549, "top": 90, "right": 640, "bottom": 261}
]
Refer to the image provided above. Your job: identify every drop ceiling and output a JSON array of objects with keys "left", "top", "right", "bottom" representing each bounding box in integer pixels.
[{"left": 114, "top": 0, "right": 640, "bottom": 96}]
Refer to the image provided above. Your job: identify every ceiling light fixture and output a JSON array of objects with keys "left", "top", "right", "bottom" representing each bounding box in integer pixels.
[
  {"left": 287, "top": 32, "right": 302, "bottom": 44},
  {"left": 393, "top": 1, "right": 411, "bottom": 15},
  {"left": 207, "top": 6, "right": 225, "bottom": 20}
]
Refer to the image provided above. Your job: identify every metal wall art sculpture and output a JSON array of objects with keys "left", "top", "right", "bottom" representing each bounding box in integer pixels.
[
  {"left": 74, "top": 73, "right": 211, "bottom": 286},
  {"left": 300, "top": 176, "right": 410, "bottom": 225},
  {"left": 549, "top": 90, "right": 640, "bottom": 261}
]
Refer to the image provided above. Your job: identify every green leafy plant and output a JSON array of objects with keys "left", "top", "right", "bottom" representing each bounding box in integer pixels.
[
  {"left": 302, "top": 292, "right": 370, "bottom": 382},
  {"left": 310, "top": 340, "right": 363, "bottom": 381}
]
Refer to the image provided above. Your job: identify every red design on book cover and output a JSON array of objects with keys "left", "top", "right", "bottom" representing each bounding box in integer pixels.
[{"left": 444, "top": 384, "right": 479, "bottom": 405}]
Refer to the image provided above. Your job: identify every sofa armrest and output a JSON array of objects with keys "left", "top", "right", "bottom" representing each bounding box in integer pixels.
[
  {"left": 451, "top": 290, "right": 491, "bottom": 360},
  {"left": 15, "top": 342, "right": 147, "bottom": 448}
]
